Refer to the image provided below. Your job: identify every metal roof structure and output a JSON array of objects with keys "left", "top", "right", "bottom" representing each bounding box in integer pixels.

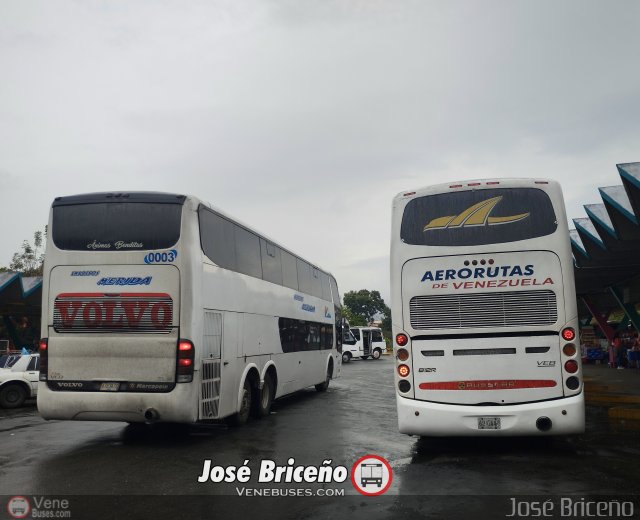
[
  {"left": 570, "top": 162, "right": 640, "bottom": 335},
  {"left": 0, "top": 271, "right": 43, "bottom": 317}
]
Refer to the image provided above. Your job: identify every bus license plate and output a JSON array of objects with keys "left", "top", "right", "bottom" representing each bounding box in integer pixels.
[
  {"left": 99, "top": 382, "right": 120, "bottom": 392},
  {"left": 478, "top": 417, "right": 501, "bottom": 430}
]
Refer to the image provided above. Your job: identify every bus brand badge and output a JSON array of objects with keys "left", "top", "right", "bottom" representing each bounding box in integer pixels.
[{"left": 423, "top": 196, "right": 530, "bottom": 231}]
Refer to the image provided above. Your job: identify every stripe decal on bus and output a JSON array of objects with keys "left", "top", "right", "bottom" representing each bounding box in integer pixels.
[{"left": 418, "top": 380, "right": 557, "bottom": 390}]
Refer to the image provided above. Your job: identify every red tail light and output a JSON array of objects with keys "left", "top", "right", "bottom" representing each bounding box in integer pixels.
[
  {"left": 396, "top": 334, "right": 408, "bottom": 346},
  {"left": 39, "top": 338, "right": 48, "bottom": 381},
  {"left": 561, "top": 328, "right": 576, "bottom": 341},
  {"left": 564, "top": 360, "right": 578, "bottom": 374},
  {"left": 177, "top": 339, "right": 194, "bottom": 383}
]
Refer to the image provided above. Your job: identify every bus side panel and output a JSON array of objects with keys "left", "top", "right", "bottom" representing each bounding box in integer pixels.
[{"left": 216, "top": 311, "right": 242, "bottom": 419}]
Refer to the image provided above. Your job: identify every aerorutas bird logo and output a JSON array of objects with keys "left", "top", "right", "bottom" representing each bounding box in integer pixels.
[{"left": 423, "top": 196, "right": 530, "bottom": 231}]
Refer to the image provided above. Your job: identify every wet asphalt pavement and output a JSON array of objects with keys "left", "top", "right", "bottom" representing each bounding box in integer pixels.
[{"left": 1, "top": 356, "right": 639, "bottom": 519}]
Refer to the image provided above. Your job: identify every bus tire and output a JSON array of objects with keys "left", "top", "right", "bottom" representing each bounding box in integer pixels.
[
  {"left": 0, "top": 384, "right": 27, "bottom": 409},
  {"left": 342, "top": 352, "right": 351, "bottom": 363},
  {"left": 252, "top": 373, "right": 274, "bottom": 419},
  {"left": 226, "top": 378, "right": 252, "bottom": 427},
  {"left": 315, "top": 364, "right": 332, "bottom": 392},
  {"left": 372, "top": 348, "right": 382, "bottom": 360}
]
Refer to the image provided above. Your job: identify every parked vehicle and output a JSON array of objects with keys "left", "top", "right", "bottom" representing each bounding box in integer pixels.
[
  {"left": 342, "top": 327, "right": 385, "bottom": 362},
  {"left": 0, "top": 354, "right": 39, "bottom": 408}
]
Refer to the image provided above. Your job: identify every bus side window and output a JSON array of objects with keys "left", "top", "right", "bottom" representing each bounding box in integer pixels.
[
  {"left": 261, "top": 239, "right": 283, "bottom": 285},
  {"left": 199, "top": 208, "right": 237, "bottom": 271},
  {"left": 310, "top": 268, "right": 322, "bottom": 299},
  {"left": 234, "top": 226, "right": 262, "bottom": 279},
  {"left": 320, "top": 272, "right": 332, "bottom": 301},
  {"left": 282, "top": 251, "right": 299, "bottom": 291},
  {"left": 297, "top": 260, "right": 312, "bottom": 295}
]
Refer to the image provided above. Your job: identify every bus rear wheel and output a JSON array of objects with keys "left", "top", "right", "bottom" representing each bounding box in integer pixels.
[
  {"left": 315, "top": 364, "right": 332, "bottom": 392},
  {"left": 252, "top": 373, "right": 274, "bottom": 418},
  {"left": 226, "top": 379, "right": 252, "bottom": 427},
  {"left": 342, "top": 352, "right": 351, "bottom": 363},
  {"left": 372, "top": 348, "right": 382, "bottom": 360}
]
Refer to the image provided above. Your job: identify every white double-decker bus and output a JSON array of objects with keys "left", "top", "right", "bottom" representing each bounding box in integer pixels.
[
  {"left": 391, "top": 179, "right": 584, "bottom": 436},
  {"left": 38, "top": 192, "right": 342, "bottom": 425}
]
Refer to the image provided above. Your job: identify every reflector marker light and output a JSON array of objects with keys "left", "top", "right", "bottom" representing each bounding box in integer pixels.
[{"left": 419, "top": 379, "right": 557, "bottom": 390}]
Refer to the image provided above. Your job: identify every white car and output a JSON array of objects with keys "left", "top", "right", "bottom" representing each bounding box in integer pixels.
[{"left": 0, "top": 353, "right": 39, "bottom": 408}]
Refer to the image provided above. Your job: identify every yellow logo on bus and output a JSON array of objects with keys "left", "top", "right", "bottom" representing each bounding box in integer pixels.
[{"left": 423, "top": 196, "right": 530, "bottom": 231}]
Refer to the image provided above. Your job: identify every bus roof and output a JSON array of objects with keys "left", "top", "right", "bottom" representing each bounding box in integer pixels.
[
  {"left": 52, "top": 192, "right": 187, "bottom": 207},
  {"left": 51, "top": 191, "right": 336, "bottom": 281},
  {"left": 394, "top": 178, "right": 559, "bottom": 202}
]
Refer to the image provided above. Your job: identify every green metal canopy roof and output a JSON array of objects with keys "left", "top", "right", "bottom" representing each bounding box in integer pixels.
[
  {"left": 571, "top": 162, "right": 640, "bottom": 315},
  {"left": 0, "top": 271, "right": 43, "bottom": 317}
]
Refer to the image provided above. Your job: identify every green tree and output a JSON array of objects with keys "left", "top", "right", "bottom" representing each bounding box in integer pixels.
[
  {"left": 343, "top": 289, "right": 390, "bottom": 325},
  {"left": 6, "top": 228, "right": 47, "bottom": 276},
  {"left": 342, "top": 305, "right": 367, "bottom": 327}
]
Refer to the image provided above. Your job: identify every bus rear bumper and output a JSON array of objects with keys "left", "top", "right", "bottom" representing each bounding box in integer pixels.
[
  {"left": 397, "top": 393, "right": 585, "bottom": 436},
  {"left": 37, "top": 383, "right": 198, "bottom": 424}
]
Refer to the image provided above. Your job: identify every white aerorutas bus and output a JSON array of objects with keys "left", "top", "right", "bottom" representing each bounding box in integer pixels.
[
  {"left": 38, "top": 192, "right": 342, "bottom": 426},
  {"left": 390, "top": 179, "right": 584, "bottom": 436}
]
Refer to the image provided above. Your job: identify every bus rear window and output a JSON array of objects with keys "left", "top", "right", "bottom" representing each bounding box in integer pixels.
[
  {"left": 400, "top": 188, "right": 557, "bottom": 247},
  {"left": 52, "top": 203, "right": 182, "bottom": 251}
]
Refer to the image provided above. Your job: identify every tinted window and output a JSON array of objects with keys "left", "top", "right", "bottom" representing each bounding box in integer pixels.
[
  {"left": 372, "top": 330, "right": 383, "bottom": 342},
  {"left": 401, "top": 188, "right": 558, "bottom": 247},
  {"left": 234, "top": 227, "right": 262, "bottom": 278},
  {"left": 282, "top": 251, "right": 299, "bottom": 290},
  {"left": 278, "top": 318, "right": 334, "bottom": 352},
  {"left": 310, "top": 268, "right": 322, "bottom": 299},
  {"left": 352, "top": 329, "right": 361, "bottom": 340},
  {"left": 260, "top": 239, "right": 283, "bottom": 285},
  {"left": 297, "top": 260, "right": 312, "bottom": 295},
  {"left": 199, "top": 208, "right": 237, "bottom": 270},
  {"left": 53, "top": 203, "right": 182, "bottom": 251},
  {"left": 320, "top": 272, "right": 332, "bottom": 301},
  {"left": 27, "top": 357, "right": 39, "bottom": 371},
  {"left": 330, "top": 276, "right": 341, "bottom": 307},
  {"left": 308, "top": 323, "right": 321, "bottom": 350}
]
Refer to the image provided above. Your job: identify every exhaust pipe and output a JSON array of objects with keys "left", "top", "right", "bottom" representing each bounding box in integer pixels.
[
  {"left": 536, "top": 416, "right": 552, "bottom": 432},
  {"left": 144, "top": 408, "right": 159, "bottom": 423}
]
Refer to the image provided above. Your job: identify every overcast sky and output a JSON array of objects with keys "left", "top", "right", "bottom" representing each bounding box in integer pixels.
[{"left": 1, "top": 0, "right": 639, "bottom": 302}]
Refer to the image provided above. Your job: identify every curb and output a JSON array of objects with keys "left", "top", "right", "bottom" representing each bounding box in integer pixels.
[{"left": 608, "top": 406, "right": 640, "bottom": 421}]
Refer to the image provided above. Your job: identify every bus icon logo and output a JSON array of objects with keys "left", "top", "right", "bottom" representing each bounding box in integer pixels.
[
  {"left": 351, "top": 455, "right": 393, "bottom": 496},
  {"left": 7, "top": 496, "right": 30, "bottom": 519},
  {"left": 360, "top": 463, "right": 383, "bottom": 487}
]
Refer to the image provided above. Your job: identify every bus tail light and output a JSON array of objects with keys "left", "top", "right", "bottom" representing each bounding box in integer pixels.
[
  {"left": 561, "top": 328, "right": 576, "bottom": 341},
  {"left": 398, "top": 364, "right": 410, "bottom": 378},
  {"left": 177, "top": 339, "right": 194, "bottom": 383},
  {"left": 39, "top": 338, "right": 48, "bottom": 381},
  {"left": 398, "top": 380, "right": 411, "bottom": 393},
  {"left": 396, "top": 334, "right": 408, "bottom": 346},
  {"left": 564, "top": 360, "right": 578, "bottom": 374},
  {"left": 397, "top": 348, "right": 409, "bottom": 361},
  {"left": 563, "top": 344, "right": 576, "bottom": 357},
  {"left": 566, "top": 376, "right": 580, "bottom": 390}
]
